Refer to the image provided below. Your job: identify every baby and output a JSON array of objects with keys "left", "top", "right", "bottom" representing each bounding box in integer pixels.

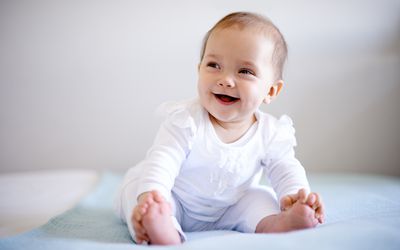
[{"left": 114, "top": 12, "right": 325, "bottom": 245}]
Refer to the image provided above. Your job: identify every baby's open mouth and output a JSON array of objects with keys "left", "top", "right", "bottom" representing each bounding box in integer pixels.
[{"left": 214, "top": 94, "right": 240, "bottom": 104}]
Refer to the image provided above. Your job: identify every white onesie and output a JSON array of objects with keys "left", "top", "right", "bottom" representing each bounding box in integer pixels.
[{"left": 114, "top": 98, "right": 310, "bottom": 242}]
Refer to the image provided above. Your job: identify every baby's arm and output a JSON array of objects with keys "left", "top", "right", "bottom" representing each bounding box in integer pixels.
[
  {"left": 114, "top": 103, "right": 196, "bottom": 244},
  {"left": 280, "top": 189, "right": 325, "bottom": 223}
]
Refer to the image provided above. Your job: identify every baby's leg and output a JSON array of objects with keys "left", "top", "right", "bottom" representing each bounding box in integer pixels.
[
  {"left": 215, "top": 186, "right": 282, "bottom": 233},
  {"left": 141, "top": 194, "right": 182, "bottom": 245},
  {"left": 255, "top": 200, "right": 319, "bottom": 233}
]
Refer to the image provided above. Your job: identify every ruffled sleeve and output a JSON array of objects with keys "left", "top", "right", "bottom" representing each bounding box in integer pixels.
[
  {"left": 262, "top": 115, "right": 310, "bottom": 204},
  {"left": 265, "top": 115, "right": 297, "bottom": 156},
  {"left": 156, "top": 99, "right": 198, "bottom": 137}
]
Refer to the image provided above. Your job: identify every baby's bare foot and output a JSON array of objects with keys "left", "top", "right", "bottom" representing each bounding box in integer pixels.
[
  {"left": 283, "top": 200, "right": 319, "bottom": 230},
  {"left": 256, "top": 201, "right": 318, "bottom": 233},
  {"left": 141, "top": 198, "right": 181, "bottom": 245}
]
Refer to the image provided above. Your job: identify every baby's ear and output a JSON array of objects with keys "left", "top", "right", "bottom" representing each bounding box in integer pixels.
[{"left": 264, "top": 80, "right": 284, "bottom": 104}]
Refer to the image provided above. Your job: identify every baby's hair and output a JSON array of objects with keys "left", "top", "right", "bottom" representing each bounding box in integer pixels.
[{"left": 200, "top": 12, "right": 288, "bottom": 81}]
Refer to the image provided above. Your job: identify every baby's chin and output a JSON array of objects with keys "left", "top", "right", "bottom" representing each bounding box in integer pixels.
[{"left": 207, "top": 111, "right": 240, "bottom": 125}]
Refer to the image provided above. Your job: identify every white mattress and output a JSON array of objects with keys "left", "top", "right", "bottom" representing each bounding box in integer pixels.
[{"left": 0, "top": 169, "right": 99, "bottom": 237}]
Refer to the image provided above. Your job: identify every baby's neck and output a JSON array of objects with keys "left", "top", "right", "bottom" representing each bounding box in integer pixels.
[{"left": 209, "top": 114, "right": 257, "bottom": 144}]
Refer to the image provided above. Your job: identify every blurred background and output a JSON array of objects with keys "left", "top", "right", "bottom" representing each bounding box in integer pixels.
[{"left": 0, "top": 0, "right": 399, "bottom": 176}]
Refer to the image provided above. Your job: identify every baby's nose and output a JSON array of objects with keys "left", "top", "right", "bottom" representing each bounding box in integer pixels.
[{"left": 217, "top": 77, "right": 235, "bottom": 88}]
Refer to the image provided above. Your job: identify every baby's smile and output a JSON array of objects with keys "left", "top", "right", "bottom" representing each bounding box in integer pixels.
[{"left": 214, "top": 93, "right": 240, "bottom": 105}]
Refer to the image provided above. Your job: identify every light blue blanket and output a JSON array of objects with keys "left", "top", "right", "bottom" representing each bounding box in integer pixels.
[{"left": 1, "top": 172, "right": 400, "bottom": 250}]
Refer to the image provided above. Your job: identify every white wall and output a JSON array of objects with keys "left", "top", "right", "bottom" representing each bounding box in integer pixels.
[{"left": 1, "top": 0, "right": 399, "bottom": 175}]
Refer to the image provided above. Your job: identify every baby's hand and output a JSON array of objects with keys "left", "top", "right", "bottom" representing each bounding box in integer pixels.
[
  {"left": 280, "top": 188, "right": 325, "bottom": 224},
  {"left": 280, "top": 188, "right": 308, "bottom": 211},
  {"left": 305, "top": 192, "right": 325, "bottom": 224},
  {"left": 132, "top": 190, "right": 164, "bottom": 244}
]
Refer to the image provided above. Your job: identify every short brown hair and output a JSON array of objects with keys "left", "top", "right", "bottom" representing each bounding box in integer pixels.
[{"left": 200, "top": 12, "right": 288, "bottom": 81}]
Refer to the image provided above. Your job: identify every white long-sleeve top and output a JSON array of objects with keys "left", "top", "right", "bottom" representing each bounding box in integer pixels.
[{"left": 115, "top": 98, "right": 310, "bottom": 223}]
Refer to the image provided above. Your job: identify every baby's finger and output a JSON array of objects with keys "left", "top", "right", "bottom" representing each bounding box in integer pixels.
[
  {"left": 316, "top": 206, "right": 325, "bottom": 224},
  {"left": 133, "top": 220, "right": 148, "bottom": 240},
  {"left": 312, "top": 193, "right": 323, "bottom": 210},
  {"left": 138, "top": 203, "right": 148, "bottom": 215},
  {"left": 280, "top": 196, "right": 293, "bottom": 211},
  {"left": 136, "top": 232, "right": 149, "bottom": 244},
  {"left": 313, "top": 193, "right": 325, "bottom": 223},
  {"left": 133, "top": 207, "right": 142, "bottom": 222},
  {"left": 133, "top": 218, "right": 144, "bottom": 233},
  {"left": 315, "top": 209, "right": 325, "bottom": 224},
  {"left": 311, "top": 193, "right": 321, "bottom": 210},
  {"left": 280, "top": 193, "right": 299, "bottom": 210},
  {"left": 143, "top": 195, "right": 155, "bottom": 205},
  {"left": 135, "top": 237, "right": 143, "bottom": 244},
  {"left": 317, "top": 214, "right": 325, "bottom": 224},
  {"left": 298, "top": 188, "right": 308, "bottom": 203},
  {"left": 152, "top": 190, "right": 164, "bottom": 203},
  {"left": 135, "top": 233, "right": 149, "bottom": 244},
  {"left": 306, "top": 193, "right": 317, "bottom": 207},
  {"left": 136, "top": 226, "right": 149, "bottom": 243}
]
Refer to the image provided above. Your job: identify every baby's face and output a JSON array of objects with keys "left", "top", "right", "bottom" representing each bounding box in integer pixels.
[{"left": 198, "top": 27, "right": 277, "bottom": 124}]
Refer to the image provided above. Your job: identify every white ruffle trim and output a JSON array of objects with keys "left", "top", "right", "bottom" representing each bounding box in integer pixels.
[
  {"left": 156, "top": 99, "right": 198, "bottom": 137},
  {"left": 273, "top": 115, "right": 297, "bottom": 147}
]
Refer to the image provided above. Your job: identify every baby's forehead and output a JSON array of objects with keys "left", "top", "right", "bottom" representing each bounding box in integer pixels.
[
  {"left": 210, "top": 26, "right": 276, "bottom": 51},
  {"left": 212, "top": 25, "right": 278, "bottom": 45}
]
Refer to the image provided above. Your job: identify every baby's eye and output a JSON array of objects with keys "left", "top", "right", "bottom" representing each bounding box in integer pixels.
[
  {"left": 239, "top": 68, "right": 255, "bottom": 75},
  {"left": 207, "top": 62, "right": 220, "bottom": 69}
]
